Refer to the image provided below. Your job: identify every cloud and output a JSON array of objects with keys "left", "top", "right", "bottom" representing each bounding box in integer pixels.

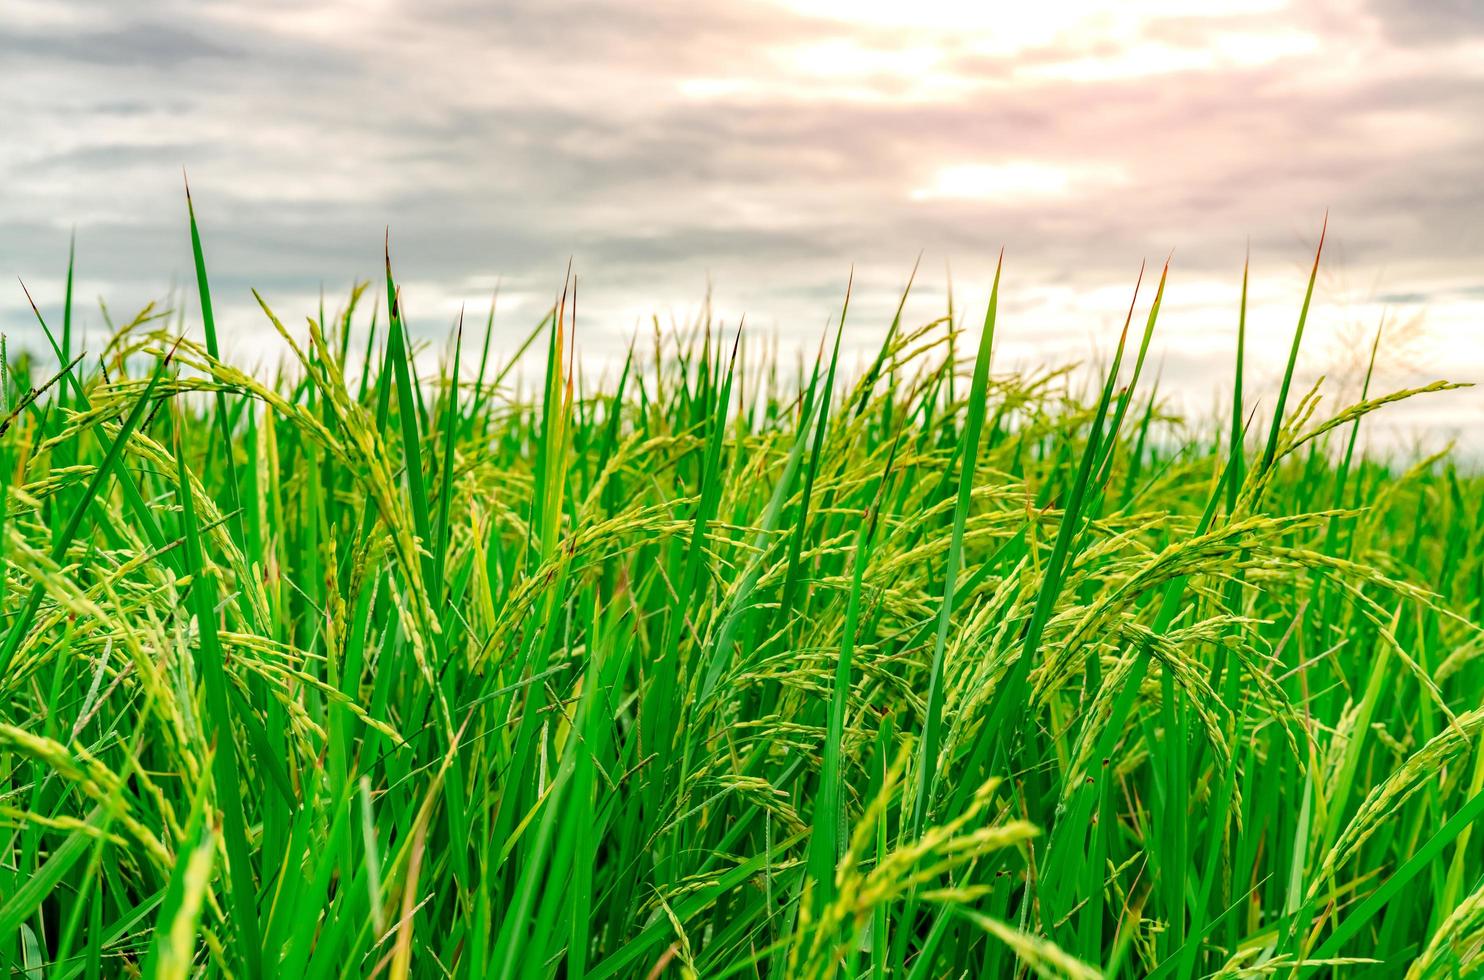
[
  {"left": 0, "top": 0, "right": 1479, "bottom": 445},
  {"left": 0, "top": 22, "right": 240, "bottom": 66},
  {"left": 1366, "top": 0, "right": 1484, "bottom": 45}
]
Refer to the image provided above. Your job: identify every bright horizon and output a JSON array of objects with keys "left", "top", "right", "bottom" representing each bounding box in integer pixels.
[{"left": 4, "top": 0, "right": 1481, "bottom": 449}]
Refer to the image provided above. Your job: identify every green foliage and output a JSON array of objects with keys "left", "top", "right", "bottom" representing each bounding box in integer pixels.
[{"left": 0, "top": 206, "right": 1479, "bottom": 979}]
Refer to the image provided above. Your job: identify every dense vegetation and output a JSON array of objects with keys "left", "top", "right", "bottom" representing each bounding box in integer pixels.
[{"left": 0, "top": 206, "right": 1480, "bottom": 979}]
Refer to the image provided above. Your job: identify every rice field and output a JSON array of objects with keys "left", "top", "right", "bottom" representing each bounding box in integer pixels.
[{"left": 0, "top": 203, "right": 1480, "bottom": 979}]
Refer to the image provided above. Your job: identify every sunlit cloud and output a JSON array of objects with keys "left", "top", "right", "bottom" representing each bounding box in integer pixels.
[
  {"left": 681, "top": 41, "right": 968, "bottom": 105},
  {"left": 1016, "top": 31, "right": 1320, "bottom": 82},
  {"left": 788, "top": 39, "right": 943, "bottom": 78},
  {"left": 910, "top": 162, "right": 1125, "bottom": 202},
  {"left": 770, "top": 0, "right": 1289, "bottom": 46}
]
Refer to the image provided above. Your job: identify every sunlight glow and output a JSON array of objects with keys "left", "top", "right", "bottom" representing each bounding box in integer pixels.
[{"left": 910, "top": 162, "right": 1122, "bottom": 202}]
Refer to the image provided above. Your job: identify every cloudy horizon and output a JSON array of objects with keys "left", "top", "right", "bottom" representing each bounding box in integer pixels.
[{"left": 4, "top": 0, "right": 1481, "bottom": 449}]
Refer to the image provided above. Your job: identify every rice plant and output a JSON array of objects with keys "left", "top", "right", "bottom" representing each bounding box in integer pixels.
[{"left": 0, "top": 200, "right": 1479, "bottom": 978}]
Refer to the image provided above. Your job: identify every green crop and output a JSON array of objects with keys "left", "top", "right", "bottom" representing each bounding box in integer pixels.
[{"left": 0, "top": 197, "right": 1479, "bottom": 978}]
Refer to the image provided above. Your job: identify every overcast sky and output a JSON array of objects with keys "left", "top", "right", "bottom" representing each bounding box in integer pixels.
[{"left": 4, "top": 0, "right": 1481, "bottom": 448}]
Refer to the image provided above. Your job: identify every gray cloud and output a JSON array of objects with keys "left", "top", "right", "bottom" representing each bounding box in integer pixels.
[
  {"left": 0, "top": 22, "right": 240, "bottom": 66},
  {"left": 1366, "top": 0, "right": 1484, "bottom": 45}
]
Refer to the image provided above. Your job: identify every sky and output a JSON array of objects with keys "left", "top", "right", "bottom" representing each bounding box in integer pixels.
[{"left": 3, "top": 0, "right": 1482, "bottom": 449}]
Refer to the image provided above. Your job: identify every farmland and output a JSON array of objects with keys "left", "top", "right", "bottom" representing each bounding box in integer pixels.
[{"left": 0, "top": 211, "right": 1480, "bottom": 978}]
